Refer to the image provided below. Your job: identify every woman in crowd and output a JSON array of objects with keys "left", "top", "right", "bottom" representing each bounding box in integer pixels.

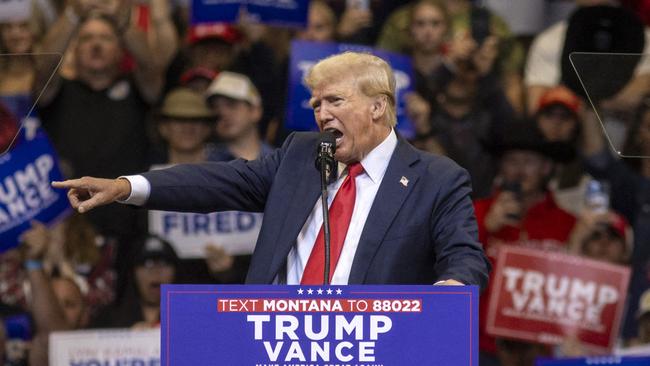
[
  {"left": 406, "top": 0, "right": 512, "bottom": 198},
  {"left": 0, "top": 10, "right": 45, "bottom": 97},
  {"left": 378, "top": 0, "right": 525, "bottom": 114}
]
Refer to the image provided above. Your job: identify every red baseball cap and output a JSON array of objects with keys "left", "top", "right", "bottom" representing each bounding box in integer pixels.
[
  {"left": 608, "top": 212, "right": 629, "bottom": 243},
  {"left": 180, "top": 67, "right": 218, "bottom": 85},
  {"left": 605, "top": 212, "right": 633, "bottom": 261},
  {"left": 538, "top": 86, "right": 581, "bottom": 115},
  {"left": 188, "top": 23, "right": 241, "bottom": 45}
]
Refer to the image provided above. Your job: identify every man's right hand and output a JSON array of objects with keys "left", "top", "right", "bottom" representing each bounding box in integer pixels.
[
  {"left": 51, "top": 177, "right": 131, "bottom": 213},
  {"left": 484, "top": 191, "right": 522, "bottom": 233}
]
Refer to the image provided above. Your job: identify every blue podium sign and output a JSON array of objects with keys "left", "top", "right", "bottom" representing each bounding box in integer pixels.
[
  {"left": 537, "top": 356, "right": 650, "bottom": 365},
  {"left": 162, "top": 285, "right": 478, "bottom": 365}
]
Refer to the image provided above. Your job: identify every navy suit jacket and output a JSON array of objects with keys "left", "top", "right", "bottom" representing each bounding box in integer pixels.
[{"left": 142, "top": 132, "right": 490, "bottom": 288}]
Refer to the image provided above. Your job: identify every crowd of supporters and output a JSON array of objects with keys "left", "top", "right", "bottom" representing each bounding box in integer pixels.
[{"left": 1, "top": 0, "right": 650, "bottom": 365}]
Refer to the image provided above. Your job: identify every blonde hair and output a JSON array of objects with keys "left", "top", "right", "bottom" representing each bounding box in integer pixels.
[
  {"left": 304, "top": 52, "right": 397, "bottom": 127},
  {"left": 0, "top": 3, "right": 47, "bottom": 54}
]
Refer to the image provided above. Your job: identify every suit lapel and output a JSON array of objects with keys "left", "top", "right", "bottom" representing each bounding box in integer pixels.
[
  {"left": 265, "top": 158, "right": 321, "bottom": 282},
  {"left": 348, "top": 138, "right": 421, "bottom": 284}
]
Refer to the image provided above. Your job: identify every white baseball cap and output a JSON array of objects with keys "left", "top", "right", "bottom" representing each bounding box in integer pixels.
[{"left": 205, "top": 71, "right": 261, "bottom": 107}]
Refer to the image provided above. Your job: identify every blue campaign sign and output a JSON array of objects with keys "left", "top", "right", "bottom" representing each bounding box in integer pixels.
[
  {"left": 191, "top": 0, "right": 309, "bottom": 27},
  {"left": 286, "top": 40, "right": 416, "bottom": 138},
  {"left": 0, "top": 127, "right": 71, "bottom": 251},
  {"left": 162, "top": 285, "right": 478, "bottom": 365},
  {"left": 537, "top": 356, "right": 650, "bottom": 365},
  {"left": 191, "top": 0, "right": 240, "bottom": 24},
  {"left": 247, "top": 0, "right": 309, "bottom": 27}
]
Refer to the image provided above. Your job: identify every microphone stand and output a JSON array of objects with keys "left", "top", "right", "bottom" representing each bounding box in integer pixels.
[{"left": 318, "top": 145, "right": 335, "bottom": 285}]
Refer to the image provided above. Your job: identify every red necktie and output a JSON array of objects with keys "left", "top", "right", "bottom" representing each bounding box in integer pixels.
[{"left": 301, "top": 163, "right": 364, "bottom": 285}]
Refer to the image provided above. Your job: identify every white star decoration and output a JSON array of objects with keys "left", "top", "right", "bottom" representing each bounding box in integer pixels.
[{"left": 296, "top": 288, "right": 343, "bottom": 295}]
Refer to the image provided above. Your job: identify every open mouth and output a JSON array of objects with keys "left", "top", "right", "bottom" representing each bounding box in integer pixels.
[{"left": 324, "top": 127, "right": 344, "bottom": 145}]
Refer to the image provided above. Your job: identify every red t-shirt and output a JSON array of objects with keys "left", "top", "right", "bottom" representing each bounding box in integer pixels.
[{"left": 474, "top": 192, "right": 577, "bottom": 353}]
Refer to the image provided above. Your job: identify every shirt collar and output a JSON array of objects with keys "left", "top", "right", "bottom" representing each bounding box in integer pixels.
[{"left": 337, "top": 129, "right": 397, "bottom": 184}]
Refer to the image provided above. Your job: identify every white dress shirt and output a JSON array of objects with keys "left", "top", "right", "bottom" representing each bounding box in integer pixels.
[
  {"left": 120, "top": 130, "right": 398, "bottom": 285},
  {"left": 286, "top": 130, "right": 397, "bottom": 285}
]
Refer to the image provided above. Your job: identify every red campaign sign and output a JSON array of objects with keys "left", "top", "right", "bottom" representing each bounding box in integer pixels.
[{"left": 486, "top": 246, "right": 631, "bottom": 353}]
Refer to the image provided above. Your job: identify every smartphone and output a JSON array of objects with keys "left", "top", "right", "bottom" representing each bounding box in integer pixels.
[
  {"left": 584, "top": 179, "right": 610, "bottom": 214},
  {"left": 501, "top": 181, "right": 522, "bottom": 220},
  {"left": 471, "top": 7, "right": 491, "bottom": 45}
]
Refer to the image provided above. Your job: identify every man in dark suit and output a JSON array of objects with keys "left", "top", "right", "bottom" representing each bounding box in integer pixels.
[{"left": 53, "top": 52, "right": 490, "bottom": 288}]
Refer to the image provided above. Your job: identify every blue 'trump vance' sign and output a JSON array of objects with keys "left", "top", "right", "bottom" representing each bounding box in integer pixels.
[
  {"left": 0, "top": 121, "right": 70, "bottom": 251},
  {"left": 162, "top": 285, "right": 478, "bottom": 365},
  {"left": 191, "top": 0, "right": 310, "bottom": 27}
]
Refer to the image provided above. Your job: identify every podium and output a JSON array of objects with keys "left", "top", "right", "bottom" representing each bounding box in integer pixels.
[{"left": 161, "top": 285, "right": 478, "bottom": 365}]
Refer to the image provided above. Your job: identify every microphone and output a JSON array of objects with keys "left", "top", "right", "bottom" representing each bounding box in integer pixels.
[
  {"left": 315, "top": 131, "right": 336, "bottom": 177},
  {"left": 315, "top": 132, "right": 336, "bottom": 285}
]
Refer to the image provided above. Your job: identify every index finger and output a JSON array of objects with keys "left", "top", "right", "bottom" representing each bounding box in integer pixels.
[{"left": 51, "top": 179, "right": 85, "bottom": 189}]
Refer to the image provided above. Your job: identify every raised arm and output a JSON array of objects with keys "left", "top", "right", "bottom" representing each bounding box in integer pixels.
[
  {"left": 118, "top": 1, "right": 164, "bottom": 104},
  {"left": 148, "top": 0, "right": 179, "bottom": 70},
  {"left": 52, "top": 177, "right": 132, "bottom": 213},
  {"left": 20, "top": 222, "right": 72, "bottom": 365},
  {"left": 52, "top": 133, "right": 294, "bottom": 214},
  {"left": 140, "top": 144, "right": 285, "bottom": 213},
  {"left": 34, "top": 2, "right": 86, "bottom": 106}
]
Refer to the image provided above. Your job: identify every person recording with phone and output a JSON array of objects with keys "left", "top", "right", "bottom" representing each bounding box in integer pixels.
[
  {"left": 51, "top": 51, "right": 489, "bottom": 289},
  {"left": 329, "top": 0, "right": 407, "bottom": 45},
  {"left": 401, "top": 1, "right": 514, "bottom": 203},
  {"left": 377, "top": 0, "right": 525, "bottom": 114},
  {"left": 472, "top": 121, "right": 577, "bottom": 365}
]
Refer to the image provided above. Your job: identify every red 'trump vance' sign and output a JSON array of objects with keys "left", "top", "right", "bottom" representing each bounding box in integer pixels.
[{"left": 486, "top": 246, "right": 631, "bottom": 353}]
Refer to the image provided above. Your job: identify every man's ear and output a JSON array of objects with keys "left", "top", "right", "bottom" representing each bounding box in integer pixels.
[
  {"left": 371, "top": 95, "right": 388, "bottom": 121},
  {"left": 251, "top": 104, "right": 263, "bottom": 124}
]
